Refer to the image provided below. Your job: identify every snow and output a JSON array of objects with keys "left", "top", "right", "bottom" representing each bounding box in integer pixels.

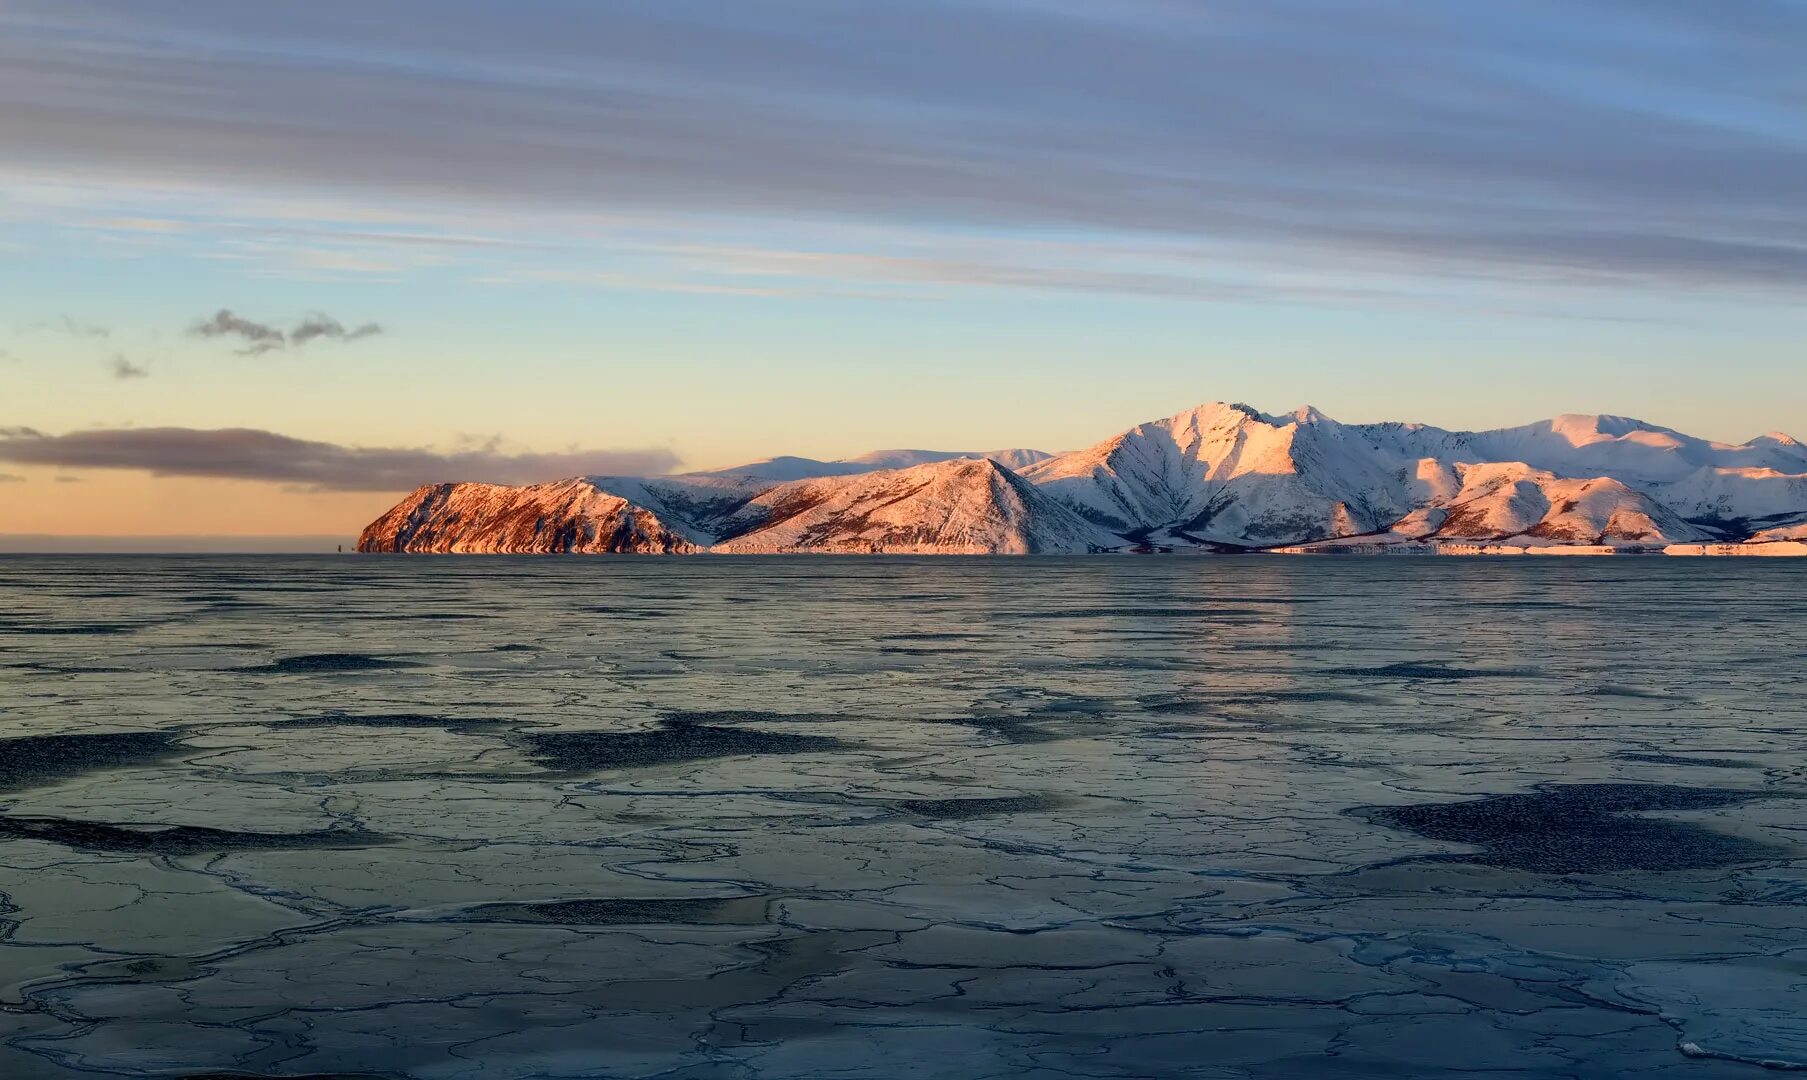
[
  {"left": 359, "top": 400, "right": 1807, "bottom": 555},
  {"left": 699, "top": 448, "right": 1053, "bottom": 481}
]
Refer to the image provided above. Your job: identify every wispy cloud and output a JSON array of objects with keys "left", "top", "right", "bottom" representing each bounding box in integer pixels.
[
  {"left": 0, "top": 426, "right": 681, "bottom": 491},
  {"left": 289, "top": 313, "right": 382, "bottom": 346},
  {"left": 1, "top": 1, "right": 1803, "bottom": 296},
  {"left": 23, "top": 315, "right": 110, "bottom": 338},
  {"left": 190, "top": 309, "right": 286, "bottom": 354},
  {"left": 0, "top": 472, "right": 22, "bottom": 483},
  {"left": 107, "top": 355, "right": 149, "bottom": 380},
  {"left": 189, "top": 309, "right": 383, "bottom": 355}
]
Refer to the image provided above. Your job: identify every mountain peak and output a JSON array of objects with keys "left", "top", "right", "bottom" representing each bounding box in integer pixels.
[
  {"left": 360, "top": 398, "right": 1807, "bottom": 553},
  {"left": 1546, "top": 413, "right": 1666, "bottom": 442}
]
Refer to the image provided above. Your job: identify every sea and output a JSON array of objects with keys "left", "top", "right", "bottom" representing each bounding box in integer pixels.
[{"left": 1, "top": 555, "right": 1803, "bottom": 1079}]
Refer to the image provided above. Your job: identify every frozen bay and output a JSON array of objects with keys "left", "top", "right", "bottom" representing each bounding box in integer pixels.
[{"left": 1, "top": 555, "right": 1803, "bottom": 1078}]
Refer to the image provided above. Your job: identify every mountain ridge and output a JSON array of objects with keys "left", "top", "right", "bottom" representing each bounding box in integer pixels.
[{"left": 358, "top": 401, "right": 1807, "bottom": 555}]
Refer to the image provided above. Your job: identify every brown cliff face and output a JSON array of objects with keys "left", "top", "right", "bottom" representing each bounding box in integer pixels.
[{"left": 357, "top": 479, "right": 701, "bottom": 553}]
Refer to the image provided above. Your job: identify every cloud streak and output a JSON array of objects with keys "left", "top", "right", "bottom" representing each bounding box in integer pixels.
[
  {"left": 289, "top": 313, "right": 382, "bottom": 346},
  {"left": 191, "top": 309, "right": 286, "bottom": 354},
  {"left": 189, "top": 309, "right": 383, "bottom": 354},
  {"left": 0, "top": 426, "right": 681, "bottom": 491},
  {"left": 1, "top": 1, "right": 1804, "bottom": 295},
  {"left": 107, "top": 355, "right": 149, "bottom": 380},
  {"left": 22, "top": 316, "right": 110, "bottom": 338}
]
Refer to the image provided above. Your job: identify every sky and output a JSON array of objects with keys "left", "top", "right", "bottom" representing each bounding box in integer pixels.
[{"left": 2, "top": 0, "right": 1805, "bottom": 542}]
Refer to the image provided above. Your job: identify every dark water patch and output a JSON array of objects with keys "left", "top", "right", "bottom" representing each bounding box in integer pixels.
[
  {"left": 75, "top": 954, "right": 207, "bottom": 984},
  {"left": 8, "top": 660, "right": 133, "bottom": 674},
  {"left": 343, "top": 611, "right": 495, "bottom": 621},
  {"left": 1583, "top": 684, "right": 1673, "bottom": 699},
  {"left": 521, "top": 720, "right": 844, "bottom": 771},
  {"left": 878, "top": 645, "right": 971, "bottom": 656},
  {"left": 1617, "top": 752, "right": 1760, "bottom": 770},
  {"left": 1236, "top": 689, "right": 1377, "bottom": 704},
  {"left": 445, "top": 895, "right": 770, "bottom": 926},
  {"left": 0, "top": 815, "right": 386, "bottom": 855},
  {"left": 1353, "top": 783, "right": 1792, "bottom": 873},
  {"left": 663, "top": 709, "right": 854, "bottom": 726},
  {"left": 0, "top": 732, "right": 183, "bottom": 792},
  {"left": 1142, "top": 700, "right": 1214, "bottom": 715},
  {"left": 1004, "top": 607, "right": 1264, "bottom": 620},
  {"left": 877, "top": 632, "right": 973, "bottom": 642},
  {"left": 259, "top": 713, "right": 504, "bottom": 733},
  {"left": 936, "top": 714, "right": 1062, "bottom": 745},
  {"left": 491, "top": 643, "right": 535, "bottom": 652},
  {"left": 1332, "top": 662, "right": 1536, "bottom": 680},
  {"left": 180, "top": 1074, "right": 395, "bottom": 1080},
  {"left": 239, "top": 653, "right": 422, "bottom": 674},
  {"left": 0, "top": 619, "right": 149, "bottom": 636},
  {"left": 892, "top": 794, "right": 1066, "bottom": 819},
  {"left": 1192, "top": 593, "right": 1328, "bottom": 605},
  {"left": 579, "top": 607, "right": 673, "bottom": 619}
]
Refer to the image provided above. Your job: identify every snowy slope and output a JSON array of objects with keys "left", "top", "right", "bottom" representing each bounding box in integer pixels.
[
  {"left": 1021, "top": 403, "right": 1803, "bottom": 547},
  {"left": 1458, "top": 415, "right": 1807, "bottom": 484},
  {"left": 358, "top": 400, "right": 1807, "bottom": 554},
  {"left": 701, "top": 448, "right": 1051, "bottom": 480},
  {"left": 1419, "top": 464, "right": 1709, "bottom": 546},
  {"left": 714, "top": 458, "right": 1116, "bottom": 554},
  {"left": 1020, "top": 403, "right": 1418, "bottom": 544}
]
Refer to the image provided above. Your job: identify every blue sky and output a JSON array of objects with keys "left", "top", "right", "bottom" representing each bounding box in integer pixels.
[{"left": 2, "top": 0, "right": 1804, "bottom": 535}]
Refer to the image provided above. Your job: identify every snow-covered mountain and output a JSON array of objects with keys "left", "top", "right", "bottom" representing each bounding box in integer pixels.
[
  {"left": 358, "top": 401, "right": 1807, "bottom": 554},
  {"left": 712, "top": 458, "right": 1114, "bottom": 554},
  {"left": 701, "top": 447, "right": 1052, "bottom": 481},
  {"left": 360, "top": 480, "right": 705, "bottom": 554}
]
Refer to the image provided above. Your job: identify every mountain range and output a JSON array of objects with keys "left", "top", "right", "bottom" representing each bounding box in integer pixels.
[{"left": 358, "top": 402, "right": 1807, "bottom": 554}]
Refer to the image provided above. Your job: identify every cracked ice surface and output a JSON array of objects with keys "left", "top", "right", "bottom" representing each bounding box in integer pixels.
[{"left": 0, "top": 555, "right": 1803, "bottom": 1079}]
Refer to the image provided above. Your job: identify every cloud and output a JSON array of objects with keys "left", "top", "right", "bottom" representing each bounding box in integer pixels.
[
  {"left": 1, "top": 1, "right": 1805, "bottom": 295},
  {"left": 0, "top": 472, "right": 22, "bottom": 483},
  {"left": 289, "top": 313, "right": 382, "bottom": 346},
  {"left": 108, "top": 355, "right": 149, "bottom": 379},
  {"left": 190, "top": 309, "right": 286, "bottom": 354},
  {"left": 189, "top": 309, "right": 383, "bottom": 354},
  {"left": 0, "top": 426, "right": 682, "bottom": 491}
]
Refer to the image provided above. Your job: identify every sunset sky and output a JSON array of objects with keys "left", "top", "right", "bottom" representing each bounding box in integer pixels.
[{"left": 4, "top": 1, "right": 1805, "bottom": 542}]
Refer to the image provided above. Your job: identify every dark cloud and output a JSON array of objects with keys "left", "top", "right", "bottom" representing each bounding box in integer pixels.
[
  {"left": 0, "top": 426, "right": 682, "bottom": 491},
  {"left": 107, "top": 355, "right": 149, "bottom": 380},
  {"left": 188, "top": 309, "right": 383, "bottom": 354},
  {"left": 190, "top": 309, "right": 286, "bottom": 355},
  {"left": 1, "top": 1, "right": 1804, "bottom": 293},
  {"left": 289, "top": 314, "right": 382, "bottom": 346}
]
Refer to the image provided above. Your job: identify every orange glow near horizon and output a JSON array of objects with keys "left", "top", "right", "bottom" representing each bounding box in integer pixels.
[{"left": 0, "top": 469, "right": 393, "bottom": 538}]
